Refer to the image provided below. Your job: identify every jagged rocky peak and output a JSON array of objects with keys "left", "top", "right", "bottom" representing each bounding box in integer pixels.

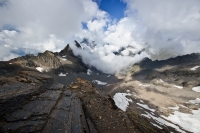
[
  {"left": 10, "top": 42, "right": 88, "bottom": 73},
  {"left": 74, "top": 40, "right": 81, "bottom": 48},
  {"left": 59, "top": 40, "right": 82, "bottom": 56},
  {"left": 40, "top": 50, "right": 54, "bottom": 56},
  {"left": 59, "top": 44, "right": 72, "bottom": 56}
]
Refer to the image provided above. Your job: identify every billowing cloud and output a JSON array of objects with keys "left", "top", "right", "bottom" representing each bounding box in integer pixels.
[
  {"left": 70, "top": 42, "right": 148, "bottom": 74},
  {"left": 0, "top": 0, "right": 103, "bottom": 60},
  {"left": 123, "top": 0, "right": 200, "bottom": 59}
]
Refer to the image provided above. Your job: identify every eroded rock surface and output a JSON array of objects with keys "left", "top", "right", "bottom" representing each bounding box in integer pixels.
[{"left": 0, "top": 64, "right": 96, "bottom": 133}]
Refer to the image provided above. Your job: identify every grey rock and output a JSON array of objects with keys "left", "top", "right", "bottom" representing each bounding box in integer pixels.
[{"left": 0, "top": 65, "right": 97, "bottom": 133}]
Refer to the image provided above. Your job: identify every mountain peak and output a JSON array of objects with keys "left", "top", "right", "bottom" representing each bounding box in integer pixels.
[
  {"left": 59, "top": 44, "right": 72, "bottom": 55},
  {"left": 74, "top": 40, "right": 81, "bottom": 48}
]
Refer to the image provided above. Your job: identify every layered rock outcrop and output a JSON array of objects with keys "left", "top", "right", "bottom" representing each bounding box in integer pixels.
[{"left": 0, "top": 64, "right": 96, "bottom": 133}]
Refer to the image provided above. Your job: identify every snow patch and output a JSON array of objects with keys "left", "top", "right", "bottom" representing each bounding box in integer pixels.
[
  {"left": 157, "top": 79, "right": 164, "bottom": 82},
  {"left": 107, "top": 75, "right": 110, "bottom": 77},
  {"left": 163, "top": 108, "right": 200, "bottom": 133},
  {"left": 139, "top": 84, "right": 150, "bottom": 87},
  {"left": 140, "top": 100, "right": 144, "bottom": 103},
  {"left": 141, "top": 114, "right": 151, "bottom": 119},
  {"left": 174, "top": 85, "right": 183, "bottom": 89},
  {"left": 9, "top": 63, "right": 12, "bottom": 64},
  {"left": 192, "top": 86, "right": 200, "bottom": 92},
  {"left": 190, "top": 66, "right": 200, "bottom": 71},
  {"left": 151, "top": 122, "right": 163, "bottom": 129},
  {"left": 87, "top": 69, "right": 92, "bottom": 75},
  {"left": 142, "top": 112, "right": 186, "bottom": 133},
  {"left": 62, "top": 55, "right": 66, "bottom": 57},
  {"left": 36, "top": 67, "right": 43, "bottom": 72},
  {"left": 189, "top": 98, "right": 200, "bottom": 104},
  {"left": 160, "top": 79, "right": 164, "bottom": 82},
  {"left": 136, "top": 103, "right": 155, "bottom": 112},
  {"left": 61, "top": 58, "right": 67, "bottom": 61},
  {"left": 58, "top": 73, "right": 67, "bottom": 76},
  {"left": 92, "top": 80, "right": 107, "bottom": 85},
  {"left": 113, "top": 93, "right": 132, "bottom": 111},
  {"left": 179, "top": 105, "right": 188, "bottom": 109},
  {"left": 168, "top": 105, "right": 179, "bottom": 110}
]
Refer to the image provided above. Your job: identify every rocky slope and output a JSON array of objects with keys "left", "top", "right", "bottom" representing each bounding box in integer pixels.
[
  {"left": 10, "top": 42, "right": 88, "bottom": 74},
  {"left": 0, "top": 63, "right": 96, "bottom": 132},
  {"left": 104, "top": 53, "right": 200, "bottom": 133}
]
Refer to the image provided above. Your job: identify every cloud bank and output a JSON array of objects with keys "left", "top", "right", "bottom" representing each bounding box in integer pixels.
[
  {"left": 0, "top": 0, "right": 102, "bottom": 59},
  {"left": 0, "top": 0, "right": 200, "bottom": 74}
]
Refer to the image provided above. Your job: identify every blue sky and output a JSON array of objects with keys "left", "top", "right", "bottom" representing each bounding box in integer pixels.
[
  {"left": 82, "top": 0, "right": 126, "bottom": 29},
  {"left": 96, "top": 0, "right": 126, "bottom": 20}
]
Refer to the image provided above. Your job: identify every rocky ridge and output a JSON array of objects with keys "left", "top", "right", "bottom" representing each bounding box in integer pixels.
[{"left": 10, "top": 42, "right": 88, "bottom": 74}]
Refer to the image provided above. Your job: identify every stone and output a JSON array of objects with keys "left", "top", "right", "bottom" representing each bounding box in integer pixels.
[
  {"left": 38, "top": 90, "right": 62, "bottom": 101},
  {"left": 72, "top": 85, "right": 79, "bottom": 89}
]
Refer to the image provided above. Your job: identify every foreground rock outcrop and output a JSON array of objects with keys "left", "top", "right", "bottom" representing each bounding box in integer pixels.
[{"left": 0, "top": 63, "right": 96, "bottom": 133}]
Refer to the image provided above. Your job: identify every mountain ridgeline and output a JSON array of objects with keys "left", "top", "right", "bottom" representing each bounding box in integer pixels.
[{"left": 10, "top": 42, "right": 88, "bottom": 74}]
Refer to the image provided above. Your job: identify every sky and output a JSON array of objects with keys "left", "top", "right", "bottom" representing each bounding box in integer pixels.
[
  {"left": 98, "top": 0, "right": 126, "bottom": 20},
  {"left": 0, "top": 0, "right": 200, "bottom": 74}
]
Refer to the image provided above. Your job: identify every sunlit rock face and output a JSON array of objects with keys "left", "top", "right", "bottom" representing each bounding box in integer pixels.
[{"left": 10, "top": 42, "right": 88, "bottom": 74}]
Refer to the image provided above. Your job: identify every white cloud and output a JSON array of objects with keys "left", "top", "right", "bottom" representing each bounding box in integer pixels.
[
  {"left": 123, "top": 0, "right": 200, "bottom": 59},
  {"left": 0, "top": 0, "right": 102, "bottom": 59},
  {"left": 70, "top": 42, "right": 148, "bottom": 74}
]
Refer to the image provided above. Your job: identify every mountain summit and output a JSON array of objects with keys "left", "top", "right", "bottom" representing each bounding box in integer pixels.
[{"left": 10, "top": 42, "right": 88, "bottom": 74}]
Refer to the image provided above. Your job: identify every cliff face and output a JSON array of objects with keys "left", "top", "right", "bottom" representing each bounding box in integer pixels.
[{"left": 10, "top": 44, "right": 88, "bottom": 73}]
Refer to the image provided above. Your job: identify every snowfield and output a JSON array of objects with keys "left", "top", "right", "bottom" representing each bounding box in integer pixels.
[
  {"left": 142, "top": 112, "right": 186, "bottom": 133},
  {"left": 163, "top": 108, "right": 200, "bottom": 133}
]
